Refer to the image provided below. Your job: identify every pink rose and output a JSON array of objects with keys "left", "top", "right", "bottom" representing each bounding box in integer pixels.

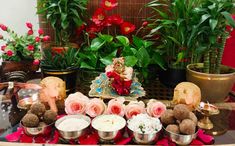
[
  {"left": 33, "top": 59, "right": 40, "bottom": 65},
  {"left": 65, "top": 92, "right": 89, "bottom": 115},
  {"left": 27, "top": 45, "right": 34, "bottom": 51},
  {"left": 125, "top": 101, "right": 146, "bottom": 119},
  {"left": 1, "top": 45, "right": 6, "bottom": 51},
  {"left": 27, "top": 30, "right": 33, "bottom": 35},
  {"left": 38, "top": 28, "right": 44, "bottom": 35},
  {"left": 146, "top": 99, "right": 166, "bottom": 118},
  {"left": 0, "top": 24, "right": 7, "bottom": 31},
  {"left": 6, "top": 50, "right": 13, "bottom": 57},
  {"left": 106, "top": 97, "right": 125, "bottom": 117},
  {"left": 26, "top": 22, "right": 33, "bottom": 29},
  {"left": 86, "top": 98, "right": 106, "bottom": 117},
  {"left": 35, "top": 36, "right": 40, "bottom": 42},
  {"left": 42, "top": 35, "right": 50, "bottom": 42}
]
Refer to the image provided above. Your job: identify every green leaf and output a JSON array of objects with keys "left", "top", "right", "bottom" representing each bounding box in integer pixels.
[
  {"left": 124, "top": 56, "right": 138, "bottom": 67},
  {"left": 221, "top": 11, "right": 235, "bottom": 28},
  {"left": 167, "top": 36, "right": 181, "bottom": 46},
  {"left": 116, "top": 36, "right": 129, "bottom": 46},
  {"left": 136, "top": 47, "right": 150, "bottom": 67},
  {"left": 80, "top": 62, "right": 95, "bottom": 70},
  {"left": 61, "top": 20, "right": 69, "bottom": 29},
  {"left": 209, "top": 19, "right": 218, "bottom": 31},
  {"left": 99, "top": 34, "right": 113, "bottom": 42},
  {"left": 100, "top": 50, "right": 117, "bottom": 66},
  {"left": 151, "top": 52, "right": 166, "bottom": 70},
  {"left": 90, "top": 38, "right": 106, "bottom": 51},
  {"left": 174, "top": 52, "right": 184, "bottom": 65}
]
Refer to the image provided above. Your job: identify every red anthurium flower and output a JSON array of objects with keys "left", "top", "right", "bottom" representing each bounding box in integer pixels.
[
  {"left": 1, "top": 45, "right": 6, "bottom": 51},
  {"left": 92, "top": 8, "right": 106, "bottom": 26},
  {"left": 108, "top": 15, "right": 124, "bottom": 25},
  {"left": 120, "top": 22, "right": 136, "bottom": 35},
  {"left": 35, "top": 36, "right": 40, "bottom": 42},
  {"left": 42, "top": 35, "right": 50, "bottom": 42},
  {"left": 0, "top": 24, "right": 7, "bottom": 31},
  {"left": 101, "top": 0, "right": 118, "bottom": 11},
  {"left": 6, "top": 50, "right": 13, "bottom": 57},
  {"left": 26, "top": 22, "right": 33, "bottom": 29},
  {"left": 27, "top": 45, "right": 34, "bottom": 51},
  {"left": 33, "top": 59, "right": 40, "bottom": 65},
  {"left": 38, "top": 28, "right": 44, "bottom": 35},
  {"left": 76, "top": 24, "right": 86, "bottom": 36},
  {"left": 27, "top": 30, "right": 33, "bottom": 35}
]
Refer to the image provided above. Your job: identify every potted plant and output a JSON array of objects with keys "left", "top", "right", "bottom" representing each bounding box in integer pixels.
[
  {"left": 40, "top": 48, "right": 80, "bottom": 94},
  {"left": 77, "top": 0, "right": 165, "bottom": 84},
  {"left": 0, "top": 22, "right": 50, "bottom": 79},
  {"left": 37, "top": 0, "right": 88, "bottom": 48},
  {"left": 146, "top": 0, "right": 204, "bottom": 87},
  {"left": 186, "top": 0, "right": 235, "bottom": 102}
]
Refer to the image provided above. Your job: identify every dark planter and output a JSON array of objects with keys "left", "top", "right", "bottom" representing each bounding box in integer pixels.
[
  {"left": 41, "top": 68, "right": 78, "bottom": 94},
  {"left": 159, "top": 67, "right": 186, "bottom": 88}
]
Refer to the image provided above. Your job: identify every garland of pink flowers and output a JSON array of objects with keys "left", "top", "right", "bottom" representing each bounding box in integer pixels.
[{"left": 64, "top": 92, "right": 166, "bottom": 119}]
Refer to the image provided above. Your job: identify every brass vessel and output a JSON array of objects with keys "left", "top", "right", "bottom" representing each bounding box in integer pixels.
[{"left": 186, "top": 63, "right": 235, "bottom": 103}]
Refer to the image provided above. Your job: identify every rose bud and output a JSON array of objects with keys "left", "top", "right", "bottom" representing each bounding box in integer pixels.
[
  {"left": 28, "top": 30, "right": 33, "bottom": 35},
  {"left": 35, "top": 36, "right": 40, "bottom": 42},
  {"left": 142, "top": 21, "right": 148, "bottom": 27},
  {"left": 33, "top": 59, "right": 40, "bottom": 65},
  {"left": 42, "top": 35, "right": 50, "bottom": 42},
  {"left": 6, "top": 50, "right": 13, "bottom": 56},
  {"left": 0, "top": 24, "right": 8, "bottom": 31},
  {"left": 27, "top": 45, "right": 34, "bottom": 51},
  {"left": 26, "top": 22, "right": 33, "bottom": 29},
  {"left": 38, "top": 28, "right": 44, "bottom": 35},
  {"left": 1, "top": 45, "right": 6, "bottom": 51}
]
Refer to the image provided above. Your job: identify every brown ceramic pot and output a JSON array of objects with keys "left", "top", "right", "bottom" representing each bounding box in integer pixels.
[{"left": 186, "top": 63, "right": 235, "bottom": 103}]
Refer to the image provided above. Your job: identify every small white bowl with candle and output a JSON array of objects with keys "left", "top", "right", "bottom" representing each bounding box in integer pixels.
[
  {"left": 91, "top": 114, "right": 126, "bottom": 141},
  {"left": 55, "top": 114, "right": 91, "bottom": 140}
]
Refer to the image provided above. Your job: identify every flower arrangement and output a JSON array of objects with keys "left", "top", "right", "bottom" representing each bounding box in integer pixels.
[
  {"left": 0, "top": 22, "right": 50, "bottom": 65},
  {"left": 64, "top": 92, "right": 166, "bottom": 119}
]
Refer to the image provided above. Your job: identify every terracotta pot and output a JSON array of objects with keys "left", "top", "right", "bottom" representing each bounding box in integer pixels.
[{"left": 186, "top": 63, "right": 235, "bottom": 103}]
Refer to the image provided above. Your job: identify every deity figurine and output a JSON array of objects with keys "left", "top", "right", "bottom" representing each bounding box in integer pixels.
[{"left": 105, "top": 57, "right": 133, "bottom": 95}]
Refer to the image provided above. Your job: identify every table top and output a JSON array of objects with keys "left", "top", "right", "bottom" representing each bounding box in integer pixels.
[{"left": 0, "top": 76, "right": 235, "bottom": 145}]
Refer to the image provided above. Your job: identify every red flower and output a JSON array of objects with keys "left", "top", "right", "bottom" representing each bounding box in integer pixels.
[
  {"left": 76, "top": 24, "right": 86, "bottom": 36},
  {"left": 27, "top": 30, "right": 33, "bottom": 35},
  {"left": 108, "top": 15, "right": 124, "bottom": 25},
  {"left": 26, "top": 22, "right": 33, "bottom": 29},
  {"left": 142, "top": 21, "right": 148, "bottom": 27},
  {"left": 6, "top": 50, "right": 13, "bottom": 56},
  {"left": 1, "top": 45, "right": 6, "bottom": 51},
  {"left": 0, "top": 24, "right": 7, "bottom": 31},
  {"left": 35, "top": 36, "right": 40, "bottom": 42},
  {"left": 120, "top": 22, "right": 136, "bottom": 35},
  {"left": 42, "top": 35, "right": 50, "bottom": 42},
  {"left": 27, "top": 45, "right": 34, "bottom": 51},
  {"left": 86, "top": 24, "right": 103, "bottom": 38},
  {"left": 33, "top": 59, "right": 40, "bottom": 65},
  {"left": 101, "top": 0, "right": 118, "bottom": 11},
  {"left": 92, "top": 8, "right": 106, "bottom": 26},
  {"left": 38, "top": 28, "right": 44, "bottom": 35}
]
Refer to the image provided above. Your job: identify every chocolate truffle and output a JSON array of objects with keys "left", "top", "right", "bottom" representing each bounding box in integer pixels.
[
  {"left": 30, "top": 103, "right": 46, "bottom": 117},
  {"left": 22, "top": 113, "right": 39, "bottom": 127},
  {"left": 161, "top": 109, "right": 175, "bottom": 125},
  {"left": 166, "top": 124, "right": 180, "bottom": 134},
  {"left": 189, "top": 112, "right": 198, "bottom": 125},
  {"left": 179, "top": 119, "right": 196, "bottom": 135},
  {"left": 173, "top": 104, "right": 190, "bottom": 121},
  {"left": 43, "top": 110, "right": 57, "bottom": 124}
]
